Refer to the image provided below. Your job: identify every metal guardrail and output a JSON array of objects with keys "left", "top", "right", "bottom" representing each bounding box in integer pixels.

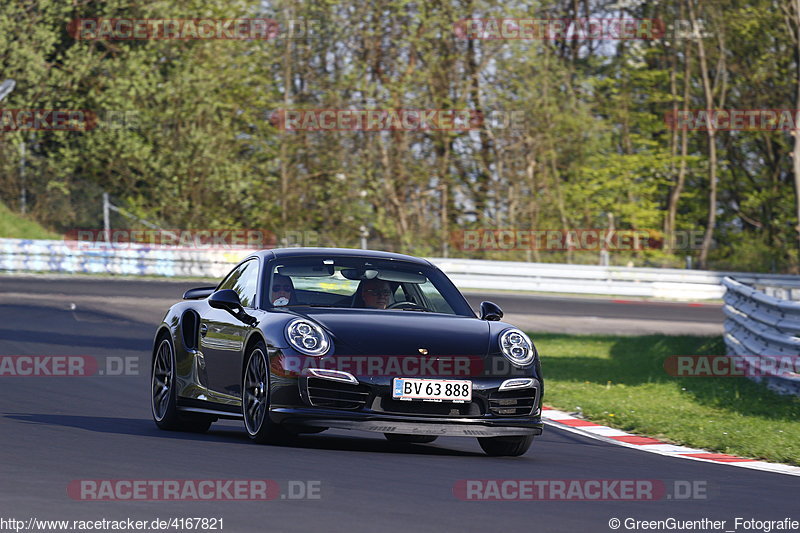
[
  {"left": 722, "top": 277, "right": 800, "bottom": 396},
  {"left": 761, "top": 286, "right": 800, "bottom": 301},
  {"left": 3, "top": 238, "right": 800, "bottom": 302},
  {"left": 430, "top": 257, "right": 800, "bottom": 300},
  {"left": 0, "top": 238, "right": 247, "bottom": 279}
]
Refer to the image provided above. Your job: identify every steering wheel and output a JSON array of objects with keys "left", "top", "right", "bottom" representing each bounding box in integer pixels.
[{"left": 387, "top": 301, "right": 428, "bottom": 311}]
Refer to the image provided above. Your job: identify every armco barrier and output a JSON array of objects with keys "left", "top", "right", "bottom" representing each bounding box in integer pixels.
[
  {"left": 0, "top": 238, "right": 253, "bottom": 279},
  {"left": 429, "top": 257, "right": 800, "bottom": 300},
  {"left": 722, "top": 276, "right": 800, "bottom": 395},
  {"left": 3, "top": 238, "right": 800, "bottom": 301}
]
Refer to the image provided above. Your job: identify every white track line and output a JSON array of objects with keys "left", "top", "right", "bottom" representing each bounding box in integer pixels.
[{"left": 542, "top": 407, "right": 800, "bottom": 477}]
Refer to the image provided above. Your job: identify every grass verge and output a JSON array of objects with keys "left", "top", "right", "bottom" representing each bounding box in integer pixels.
[
  {"left": 0, "top": 201, "right": 59, "bottom": 239},
  {"left": 531, "top": 332, "right": 800, "bottom": 465}
]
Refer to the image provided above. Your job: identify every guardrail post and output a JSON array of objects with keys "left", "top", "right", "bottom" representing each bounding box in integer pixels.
[{"left": 102, "top": 192, "right": 111, "bottom": 243}]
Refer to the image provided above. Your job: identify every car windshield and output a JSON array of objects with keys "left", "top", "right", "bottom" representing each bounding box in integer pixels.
[{"left": 266, "top": 257, "right": 471, "bottom": 316}]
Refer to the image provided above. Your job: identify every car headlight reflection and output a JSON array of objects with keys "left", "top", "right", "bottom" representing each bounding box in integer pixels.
[
  {"left": 286, "top": 318, "right": 330, "bottom": 356},
  {"left": 499, "top": 328, "right": 536, "bottom": 367}
]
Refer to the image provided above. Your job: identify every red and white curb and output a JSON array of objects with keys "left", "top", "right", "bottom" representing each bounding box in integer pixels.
[{"left": 542, "top": 406, "right": 800, "bottom": 477}]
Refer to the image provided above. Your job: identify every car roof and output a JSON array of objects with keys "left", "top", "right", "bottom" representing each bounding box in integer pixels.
[{"left": 249, "top": 247, "right": 433, "bottom": 267}]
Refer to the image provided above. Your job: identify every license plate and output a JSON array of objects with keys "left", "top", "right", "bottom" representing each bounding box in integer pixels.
[{"left": 392, "top": 378, "right": 472, "bottom": 402}]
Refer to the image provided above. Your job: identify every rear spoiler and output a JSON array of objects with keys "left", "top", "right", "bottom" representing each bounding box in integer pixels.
[{"left": 182, "top": 286, "right": 216, "bottom": 300}]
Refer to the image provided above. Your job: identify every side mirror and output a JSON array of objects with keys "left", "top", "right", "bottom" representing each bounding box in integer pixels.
[
  {"left": 208, "top": 290, "right": 257, "bottom": 326},
  {"left": 208, "top": 289, "right": 243, "bottom": 311},
  {"left": 480, "top": 301, "right": 503, "bottom": 321}
]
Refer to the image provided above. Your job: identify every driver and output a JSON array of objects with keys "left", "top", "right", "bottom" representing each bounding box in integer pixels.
[
  {"left": 270, "top": 274, "right": 295, "bottom": 306},
  {"left": 359, "top": 279, "right": 392, "bottom": 309}
]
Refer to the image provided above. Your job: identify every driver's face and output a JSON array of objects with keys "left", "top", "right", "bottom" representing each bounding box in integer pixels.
[
  {"left": 361, "top": 279, "right": 391, "bottom": 309},
  {"left": 271, "top": 274, "right": 294, "bottom": 305}
]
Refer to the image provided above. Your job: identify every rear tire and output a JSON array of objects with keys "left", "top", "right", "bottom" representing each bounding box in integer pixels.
[
  {"left": 384, "top": 433, "right": 438, "bottom": 444},
  {"left": 242, "top": 341, "right": 292, "bottom": 444},
  {"left": 151, "top": 335, "right": 213, "bottom": 433},
  {"left": 477, "top": 435, "right": 533, "bottom": 457}
]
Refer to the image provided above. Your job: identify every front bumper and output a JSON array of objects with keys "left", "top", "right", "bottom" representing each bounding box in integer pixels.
[
  {"left": 270, "top": 406, "right": 543, "bottom": 437},
  {"left": 267, "top": 351, "right": 544, "bottom": 438}
]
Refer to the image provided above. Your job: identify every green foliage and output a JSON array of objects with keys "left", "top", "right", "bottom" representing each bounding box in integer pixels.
[
  {"left": 0, "top": 200, "right": 59, "bottom": 239},
  {"left": 0, "top": 0, "right": 799, "bottom": 271}
]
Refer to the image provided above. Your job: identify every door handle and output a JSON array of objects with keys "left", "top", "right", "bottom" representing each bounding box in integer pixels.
[{"left": 200, "top": 324, "right": 208, "bottom": 337}]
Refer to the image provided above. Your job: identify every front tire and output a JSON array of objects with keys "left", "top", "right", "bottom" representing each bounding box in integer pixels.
[
  {"left": 477, "top": 435, "right": 533, "bottom": 457},
  {"left": 242, "top": 341, "right": 291, "bottom": 444},
  {"left": 151, "top": 335, "right": 212, "bottom": 433},
  {"left": 384, "top": 433, "right": 438, "bottom": 444}
]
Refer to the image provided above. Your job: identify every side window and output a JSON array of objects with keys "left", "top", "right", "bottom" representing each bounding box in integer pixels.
[
  {"left": 233, "top": 260, "right": 260, "bottom": 308},
  {"left": 217, "top": 260, "right": 259, "bottom": 308},
  {"left": 418, "top": 280, "right": 455, "bottom": 314},
  {"left": 217, "top": 264, "right": 245, "bottom": 291}
]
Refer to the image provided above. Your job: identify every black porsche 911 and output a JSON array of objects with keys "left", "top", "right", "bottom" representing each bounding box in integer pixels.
[{"left": 150, "top": 248, "right": 543, "bottom": 456}]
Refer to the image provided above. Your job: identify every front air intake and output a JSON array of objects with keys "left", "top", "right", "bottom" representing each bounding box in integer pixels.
[
  {"left": 488, "top": 388, "right": 537, "bottom": 416},
  {"left": 307, "top": 378, "right": 370, "bottom": 409}
]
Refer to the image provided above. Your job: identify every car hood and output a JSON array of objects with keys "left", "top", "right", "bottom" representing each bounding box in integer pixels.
[{"left": 297, "top": 309, "right": 491, "bottom": 356}]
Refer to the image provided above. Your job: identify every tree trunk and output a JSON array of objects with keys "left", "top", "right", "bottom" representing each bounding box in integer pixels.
[
  {"left": 792, "top": 0, "right": 800, "bottom": 266},
  {"left": 279, "top": 3, "right": 294, "bottom": 225},
  {"left": 665, "top": 2, "right": 692, "bottom": 252},
  {"left": 690, "top": 0, "right": 719, "bottom": 269},
  {"left": 666, "top": 55, "right": 691, "bottom": 253}
]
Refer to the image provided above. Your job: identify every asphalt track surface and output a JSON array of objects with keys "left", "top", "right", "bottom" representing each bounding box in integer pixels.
[{"left": 0, "top": 276, "right": 795, "bottom": 533}]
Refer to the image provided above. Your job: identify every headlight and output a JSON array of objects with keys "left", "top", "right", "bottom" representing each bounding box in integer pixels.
[
  {"left": 499, "top": 328, "right": 535, "bottom": 367},
  {"left": 285, "top": 318, "right": 330, "bottom": 357}
]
